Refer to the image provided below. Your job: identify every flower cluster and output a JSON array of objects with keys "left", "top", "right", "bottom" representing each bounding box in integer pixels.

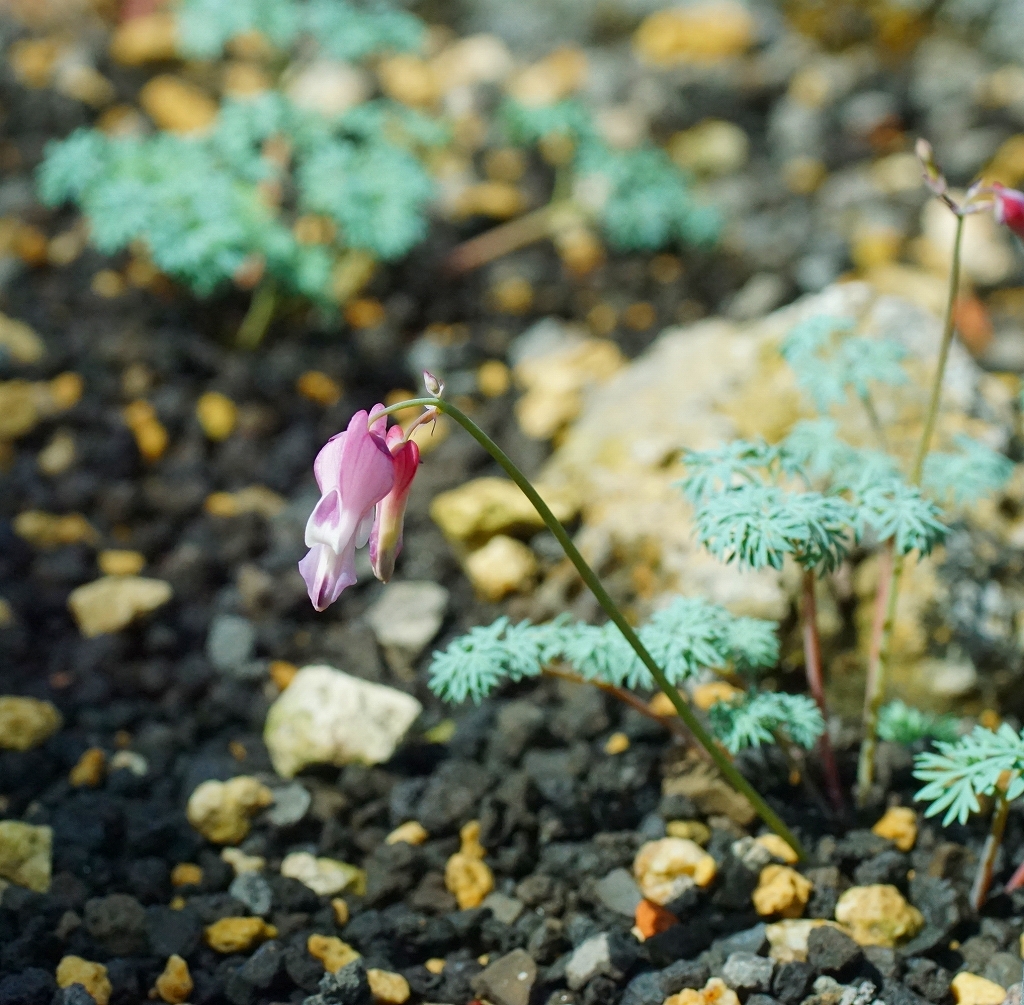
[{"left": 299, "top": 404, "right": 420, "bottom": 610}]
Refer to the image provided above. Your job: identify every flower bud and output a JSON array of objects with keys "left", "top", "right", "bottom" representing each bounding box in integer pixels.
[{"left": 423, "top": 370, "right": 444, "bottom": 397}]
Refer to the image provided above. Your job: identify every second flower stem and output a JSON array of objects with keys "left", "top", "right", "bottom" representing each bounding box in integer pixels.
[{"left": 431, "top": 397, "right": 807, "bottom": 859}]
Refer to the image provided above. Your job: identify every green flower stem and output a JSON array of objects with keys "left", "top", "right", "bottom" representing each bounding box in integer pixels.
[
  {"left": 236, "top": 278, "right": 278, "bottom": 351},
  {"left": 857, "top": 212, "right": 966, "bottom": 802},
  {"left": 399, "top": 395, "right": 808, "bottom": 859},
  {"left": 801, "top": 570, "right": 844, "bottom": 813}
]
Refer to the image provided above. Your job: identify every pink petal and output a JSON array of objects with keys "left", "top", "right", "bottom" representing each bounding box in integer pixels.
[
  {"left": 312, "top": 431, "right": 346, "bottom": 494},
  {"left": 337, "top": 410, "right": 395, "bottom": 518},
  {"left": 368, "top": 402, "right": 388, "bottom": 438},
  {"left": 299, "top": 542, "right": 357, "bottom": 611},
  {"left": 369, "top": 438, "right": 420, "bottom": 583}
]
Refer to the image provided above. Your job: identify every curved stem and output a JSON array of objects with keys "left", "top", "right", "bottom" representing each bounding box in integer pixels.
[
  {"left": 445, "top": 202, "right": 566, "bottom": 275},
  {"left": 857, "top": 212, "right": 966, "bottom": 802},
  {"left": 236, "top": 278, "right": 277, "bottom": 351},
  {"left": 801, "top": 570, "right": 844, "bottom": 813},
  {"left": 434, "top": 396, "right": 807, "bottom": 859}
]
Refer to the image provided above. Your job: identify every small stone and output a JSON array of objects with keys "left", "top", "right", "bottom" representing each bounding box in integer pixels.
[
  {"left": 14, "top": 511, "right": 99, "bottom": 549},
  {"left": 662, "top": 754, "right": 757, "bottom": 826},
  {"left": 55, "top": 957, "right": 111, "bottom": 1005},
  {"left": 139, "top": 75, "right": 217, "bottom": 133},
  {"left": 67, "top": 576, "right": 172, "bottom": 637},
  {"left": 430, "top": 476, "right": 577, "bottom": 547},
  {"left": 664, "top": 977, "right": 742, "bottom": 1005},
  {"left": 287, "top": 60, "right": 369, "bottom": 117},
  {"left": 69, "top": 748, "right": 105, "bottom": 788},
  {"left": 154, "top": 954, "right": 193, "bottom": 1004},
  {"left": 692, "top": 681, "right": 744, "bottom": 710},
  {"left": 123, "top": 400, "right": 168, "bottom": 461},
  {"left": 308, "top": 934, "right": 361, "bottom": 973},
  {"left": 204, "top": 917, "right": 276, "bottom": 954},
  {"left": 170, "top": 863, "right": 203, "bottom": 887},
  {"left": 753, "top": 866, "right": 813, "bottom": 919},
  {"left": 386, "top": 821, "right": 429, "bottom": 846},
  {"left": 871, "top": 807, "right": 917, "bottom": 852},
  {"left": 229, "top": 873, "right": 272, "bottom": 916},
  {"left": 0, "top": 312, "right": 44, "bottom": 363},
  {"left": 263, "top": 665, "right": 422, "bottom": 778},
  {"left": 315, "top": 958, "right": 373, "bottom": 1005},
  {"left": 834, "top": 885, "right": 924, "bottom": 948},
  {"left": 595, "top": 867, "right": 643, "bottom": 917},
  {"left": 332, "top": 898, "right": 350, "bottom": 925},
  {"left": 464, "top": 535, "right": 538, "bottom": 601},
  {"left": 806, "top": 926, "right": 863, "bottom": 979},
  {"left": 0, "top": 821, "right": 52, "bottom": 891},
  {"left": 186, "top": 776, "right": 274, "bottom": 844},
  {"left": 84, "top": 894, "right": 146, "bottom": 955},
  {"left": 771, "top": 961, "right": 815, "bottom": 1005},
  {"left": 269, "top": 661, "right": 298, "bottom": 690},
  {"left": 109, "top": 12, "right": 177, "bottom": 65},
  {"left": 97, "top": 550, "right": 145, "bottom": 576},
  {"left": 471, "top": 949, "right": 537, "bottom": 1005},
  {"left": 764, "top": 920, "right": 835, "bottom": 962},
  {"left": 605, "top": 732, "right": 630, "bottom": 755},
  {"left": 368, "top": 969, "right": 411, "bottom": 1005},
  {"left": 481, "top": 893, "right": 525, "bottom": 925},
  {"left": 296, "top": 370, "right": 344, "bottom": 406},
  {"left": 109, "top": 750, "right": 147, "bottom": 775},
  {"left": 633, "top": 837, "right": 717, "bottom": 905},
  {"left": 265, "top": 782, "right": 311, "bottom": 827},
  {"left": 951, "top": 974, "right": 1006, "bottom": 1005},
  {"left": 723, "top": 953, "right": 775, "bottom": 994},
  {"left": 445, "top": 820, "right": 494, "bottom": 909},
  {"left": 206, "top": 613, "right": 257, "bottom": 673},
  {"left": 0, "top": 380, "right": 39, "bottom": 438},
  {"left": 0, "top": 697, "right": 62, "bottom": 751},
  {"left": 221, "top": 847, "right": 266, "bottom": 875},
  {"left": 280, "top": 852, "right": 365, "bottom": 897},
  {"left": 669, "top": 120, "right": 749, "bottom": 176},
  {"left": 365, "top": 582, "right": 448, "bottom": 673},
  {"left": 634, "top": 899, "right": 678, "bottom": 939},
  {"left": 754, "top": 835, "right": 800, "bottom": 865},
  {"left": 566, "top": 933, "right": 638, "bottom": 990},
  {"left": 196, "top": 391, "right": 237, "bottom": 441},
  {"left": 666, "top": 821, "right": 711, "bottom": 845},
  {"left": 425, "top": 958, "right": 445, "bottom": 974},
  {"left": 478, "top": 360, "right": 511, "bottom": 397},
  {"left": 634, "top": 1, "right": 755, "bottom": 63},
  {"left": 204, "top": 486, "right": 286, "bottom": 518},
  {"left": 38, "top": 430, "right": 76, "bottom": 476}
]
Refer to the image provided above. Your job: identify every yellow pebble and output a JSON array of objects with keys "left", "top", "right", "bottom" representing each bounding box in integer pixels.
[
  {"left": 871, "top": 806, "right": 918, "bottom": 852},
  {"left": 205, "top": 917, "right": 276, "bottom": 954},
  {"left": 425, "top": 958, "right": 445, "bottom": 974},
  {"left": 155, "top": 954, "right": 193, "bottom": 1005},
  {"left": 91, "top": 270, "right": 125, "bottom": 298},
  {"left": 196, "top": 392, "right": 237, "bottom": 441},
  {"left": 307, "top": 934, "right": 360, "bottom": 973},
  {"left": 951, "top": 973, "right": 1006, "bottom": 1005},
  {"left": 69, "top": 748, "right": 106, "bottom": 788},
  {"left": 477, "top": 360, "right": 511, "bottom": 398},
  {"left": 491, "top": 276, "right": 533, "bottom": 314},
  {"left": 170, "top": 863, "right": 203, "bottom": 887},
  {"left": 269, "top": 660, "right": 298, "bottom": 690},
  {"left": 666, "top": 821, "right": 711, "bottom": 846},
  {"left": 752, "top": 865, "right": 813, "bottom": 919},
  {"left": 755, "top": 834, "right": 800, "bottom": 865},
  {"left": 368, "top": 969, "right": 411, "bottom": 1005},
  {"left": 56, "top": 957, "right": 111, "bottom": 1005},
  {"left": 386, "top": 821, "right": 429, "bottom": 846},
  {"left": 296, "top": 370, "right": 343, "bottom": 407},
  {"left": 169, "top": 896, "right": 186, "bottom": 910},
  {"left": 692, "top": 681, "right": 743, "bottom": 711},
  {"left": 604, "top": 732, "right": 630, "bottom": 755},
  {"left": 98, "top": 550, "right": 145, "bottom": 576},
  {"left": 445, "top": 820, "right": 493, "bottom": 909},
  {"left": 331, "top": 898, "right": 350, "bottom": 926},
  {"left": 49, "top": 372, "right": 84, "bottom": 410}
]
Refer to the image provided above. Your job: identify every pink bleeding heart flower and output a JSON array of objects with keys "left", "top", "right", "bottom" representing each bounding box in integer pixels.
[
  {"left": 299, "top": 406, "right": 395, "bottom": 611},
  {"left": 369, "top": 424, "right": 420, "bottom": 583},
  {"left": 990, "top": 182, "right": 1024, "bottom": 239}
]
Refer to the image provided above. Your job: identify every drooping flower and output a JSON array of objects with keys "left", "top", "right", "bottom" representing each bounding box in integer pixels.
[
  {"left": 298, "top": 407, "right": 394, "bottom": 611},
  {"left": 989, "top": 182, "right": 1024, "bottom": 239},
  {"left": 369, "top": 424, "right": 420, "bottom": 583}
]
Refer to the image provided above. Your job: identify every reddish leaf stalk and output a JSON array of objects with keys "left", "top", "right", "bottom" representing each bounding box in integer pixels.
[{"left": 970, "top": 770, "right": 1013, "bottom": 911}]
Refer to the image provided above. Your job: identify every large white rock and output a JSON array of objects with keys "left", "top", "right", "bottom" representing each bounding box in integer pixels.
[{"left": 264, "top": 665, "right": 422, "bottom": 778}]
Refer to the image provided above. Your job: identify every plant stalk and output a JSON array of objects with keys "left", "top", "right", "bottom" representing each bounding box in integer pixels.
[
  {"left": 236, "top": 278, "right": 278, "bottom": 351},
  {"left": 1003, "top": 855, "right": 1024, "bottom": 894},
  {"left": 429, "top": 396, "right": 808, "bottom": 859},
  {"left": 445, "top": 202, "right": 566, "bottom": 274},
  {"left": 970, "top": 771, "right": 1013, "bottom": 911},
  {"left": 857, "top": 212, "right": 966, "bottom": 802},
  {"left": 801, "top": 570, "right": 845, "bottom": 813}
]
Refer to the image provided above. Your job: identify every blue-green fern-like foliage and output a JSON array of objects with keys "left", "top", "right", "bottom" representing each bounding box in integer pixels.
[
  {"left": 500, "top": 98, "right": 720, "bottom": 253},
  {"left": 176, "top": 0, "right": 424, "bottom": 61},
  {"left": 428, "top": 597, "right": 824, "bottom": 754},
  {"left": 914, "top": 723, "right": 1024, "bottom": 825},
  {"left": 850, "top": 477, "right": 947, "bottom": 557},
  {"left": 923, "top": 435, "right": 1015, "bottom": 507},
  {"left": 37, "top": 94, "right": 438, "bottom": 301},
  {"left": 781, "top": 314, "right": 908, "bottom": 413},
  {"left": 877, "top": 699, "right": 959, "bottom": 745}
]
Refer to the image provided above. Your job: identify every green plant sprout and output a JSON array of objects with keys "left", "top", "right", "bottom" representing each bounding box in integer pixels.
[
  {"left": 36, "top": 0, "right": 438, "bottom": 348},
  {"left": 877, "top": 699, "right": 960, "bottom": 745},
  {"left": 914, "top": 723, "right": 1024, "bottom": 907},
  {"left": 446, "top": 98, "right": 719, "bottom": 273},
  {"left": 370, "top": 384, "right": 808, "bottom": 858}
]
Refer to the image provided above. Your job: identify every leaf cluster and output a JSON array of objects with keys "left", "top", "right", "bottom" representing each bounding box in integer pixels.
[
  {"left": 176, "top": 0, "right": 423, "bottom": 61},
  {"left": 781, "top": 314, "right": 908, "bottom": 413},
  {"left": 500, "top": 98, "right": 720, "bottom": 253},
  {"left": 923, "top": 435, "right": 1015, "bottom": 507},
  {"left": 707, "top": 690, "right": 825, "bottom": 753},
  {"left": 914, "top": 723, "right": 1024, "bottom": 825},
  {"left": 877, "top": 699, "right": 959, "bottom": 745},
  {"left": 37, "top": 94, "right": 437, "bottom": 300},
  {"left": 428, "top": 597, "right": 778, "bottom": 703}
]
